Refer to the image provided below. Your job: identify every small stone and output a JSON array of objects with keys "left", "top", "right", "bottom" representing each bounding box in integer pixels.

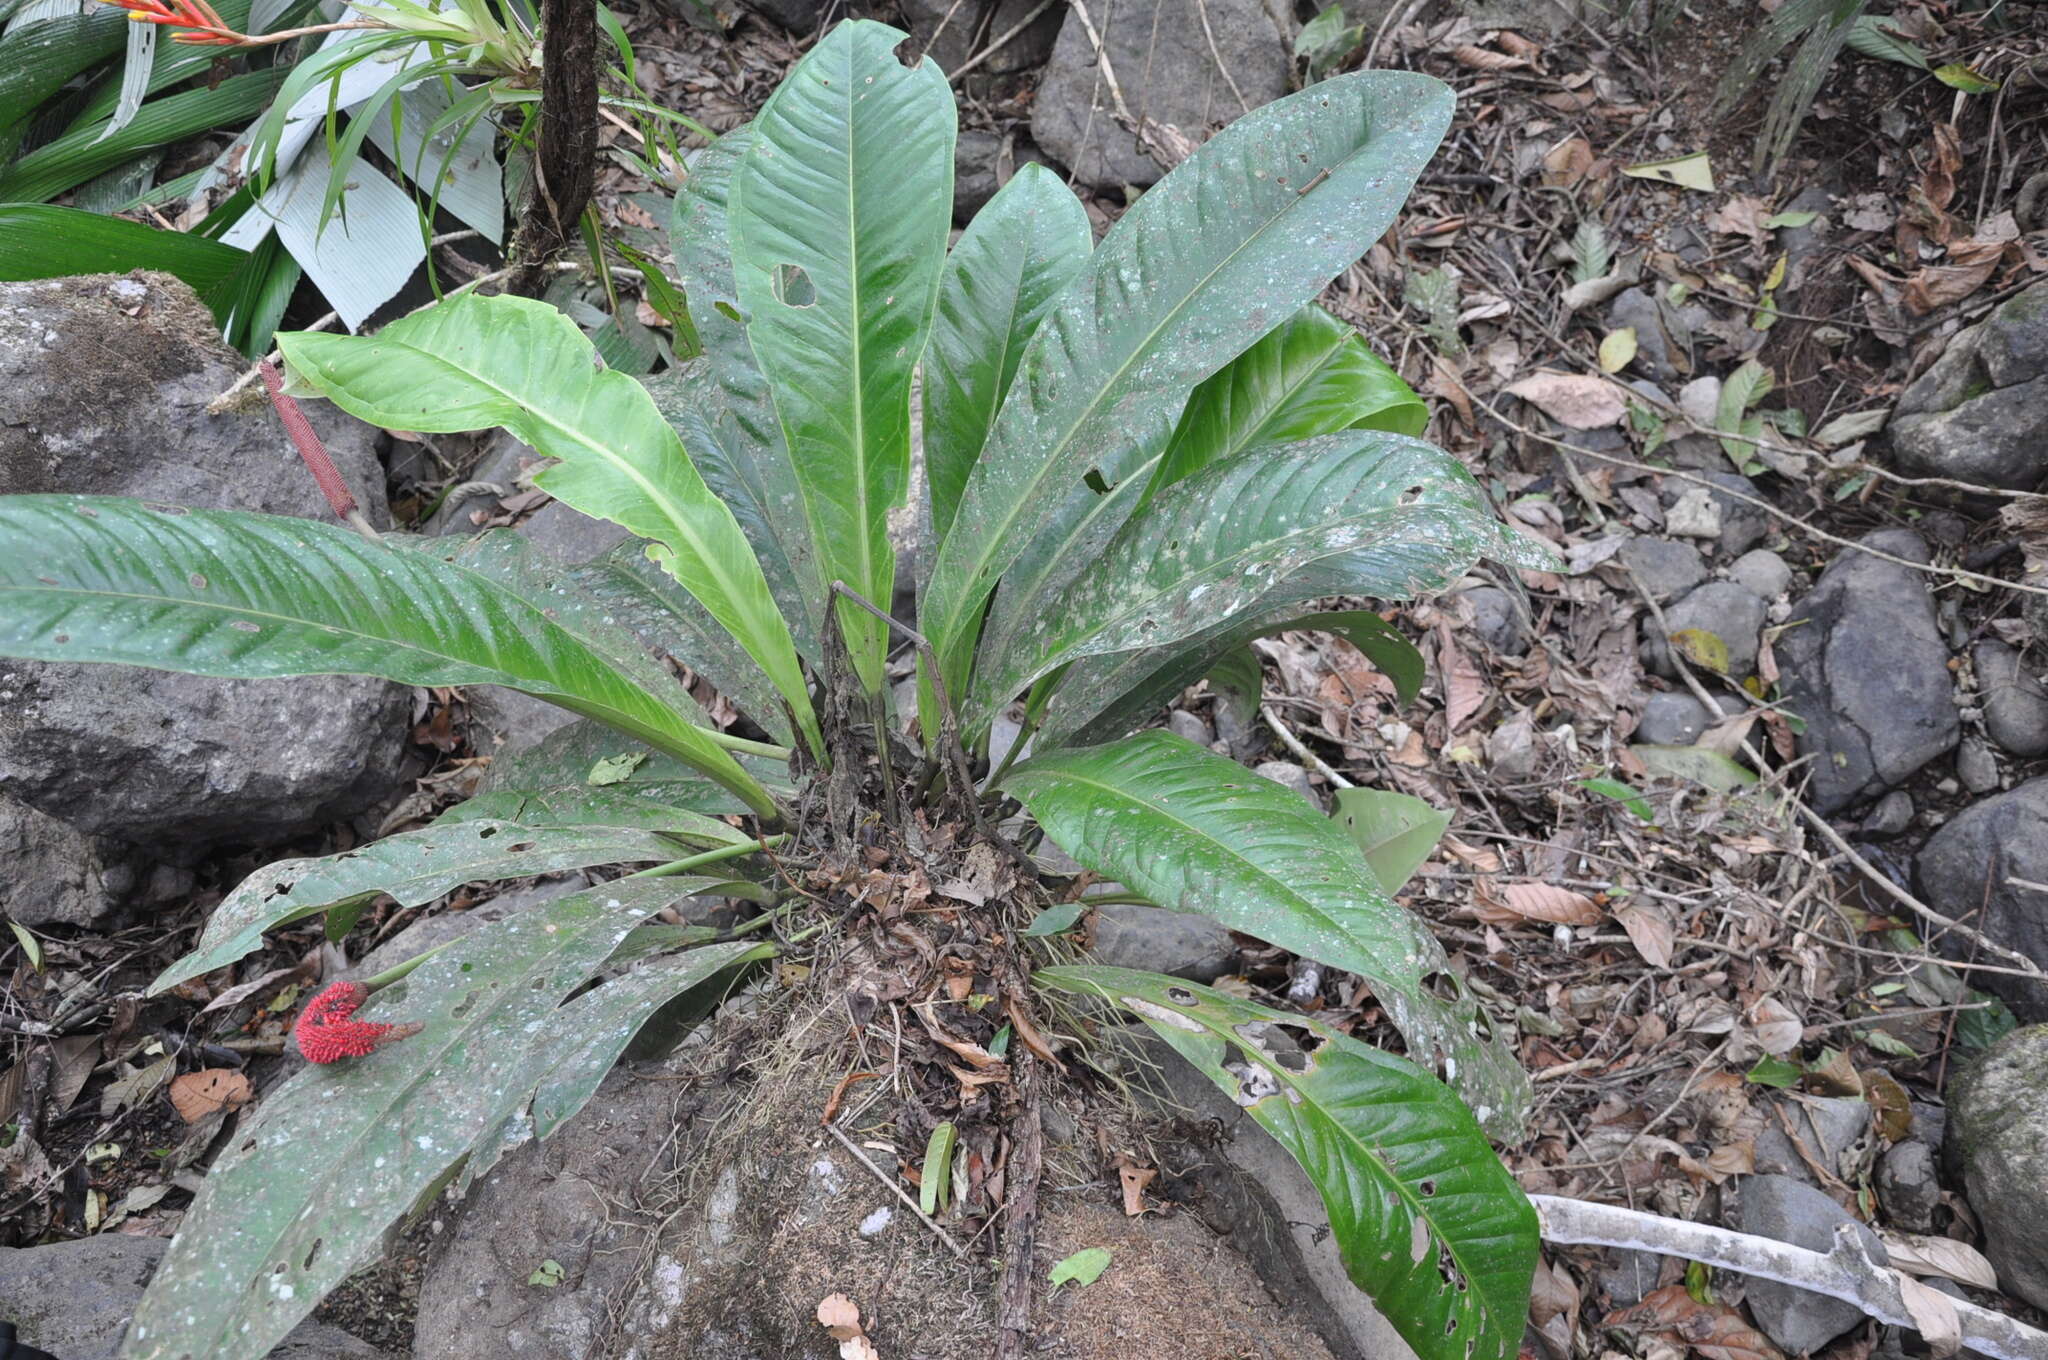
[
  {"left": 1645, "top": 581, "right": 1768, "bottom": 680},
  {"left": 1459, "top": 585, "right": 1527, "bottom": 654},
  {"left": 1738, "top": 1175, "right": 1890, "bottom": 1354},
  {"left": 1092, "top": 904, "right": 1236, "bottom": 982},
  {"left": 1663, "top": 485, "right": 1722, "bottom": 540},
  {"left": 1948, "top": 1024, "right": 2048, "bottom": 1309},
  {"left": 1635, "top": 692, "right": 1713, "bottom": 746},
  {"left": 1752, "top": 1097, "right": 1871, "bottom": 1185},
  {"left": 1598, "top": 1248, "right": 1667, "bottom": 1310},
  {"left": 1167, "top": 709, "right": 1214, "bottom": 748},
  {"left": 1618, "top": 537, "right": 1709, "bottom": 602},
  {"left": 1976, "top": 641, "right": 2048, "bottom": 757},
  {"left": 1957, "top": 738, "right": 2001, "bottom": 795},
  {"left": 1876, "top": 1140, "right": 1941, "bottom": 1232},
  {"left": 1254, "top": 761, "right": 1316, "bottom": 804},
  {"left": 1679, "top": 375, "right": 1722, "bottom": 428},
  {"left": 1917, "top": 779, "right": 2048, "bottom": 1019},
  {"left": 1861, "top": 790, "right": 1915, "bottom": 839},
  {"left": 1728, "top": 548, "right": 1793, "bottom": 601},
  {"left": 1607, "top": 288, "right": 1685, "bottom": 381}
]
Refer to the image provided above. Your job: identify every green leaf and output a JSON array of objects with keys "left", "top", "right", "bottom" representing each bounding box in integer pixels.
[
  {"left": 920, "top": 1120, "right": 957, "bottom": 1215},
  {"left": 1003, "top": 731, "right": 1529, "bottom": 1135},
  {"left": 0, "top": 9, "right": 125, "bottom": 132},
  {"left": 1745, "top": 1055, "right": 1803, "bottom": 1088},
  {"left": 0, "top": 205, "right": 248, "bottom": 295},
  {"left": 727, "top": 20, "right": 955, "bottom": 693},
  {"left": 1022, "top": 903, "right": 1087, "bottom": 937},
  {"left": 1933, "top": 63, "right": 1998, "bottom": 93},
  {"left": 1039, "top": 967, "right": 1537, "bottom": 1360},
  {"left": 1331, "top": 789, "right": 1450, "bottom": 894},
  {"left": 1844, "top": 14, "right": 1928, "bottom": 68},
  {"left": 1631, "top": 744, "right": 1759, "bottom": 791},
  {"left": 0, "top": 496, "right": 773, "bottom": 818},
  {"left": 1576, "top": 777, "right": 1655, "bottom": 824},
  {"left": 1048, "top": 1246, "right": 1113, "bottom": 1290},
  {"left": 277, "top": 292, "right": 820, "bottom": 761},
  {"left": 1956, "top": 990, "right": 2017, "bottom": 1051},
  {"left": 1404, "top": 265, "right": 1463, "bottom": 354},
  {"left": 1294, "top": 5, "right": 1363, "bottom": 78},
  {"left": 921, "top": 70, "right": 1454, "bottom": 712},
  {"left": 529, "top": 1259, "right": 566, "bottom": 1288},
  {"left": 1207, "top": 647, "right": 1264, "bottom": 727},
  {"left": 1569, "top": 218, "right": 1611, "bottom": 286},
  {"left": 1715, "top": 359, "right": 1773, "bottom": 466},
  {"left": 437, "top": 789, "right": 761, "bottom": 849},
  {"left": 8, "top": 919, "right": 42, "bottom": 972},
  {"left": 1149, "top": 305, "right": 1427, "bottom": 498},
  {"left": 1763, "top": 209, "right": 1821, "bottom": 229},
  {"left": 973, "top": 433, "right": 1495, "bottom": 723},
  {"left": 924, "top": 163, "right": 1093, "bottom": 549},
  {"left": 149, "top": 817, "right": 739, "bottom": 995},
  {"left": 124, "top": 886, "right": 746, "bottom": 1360},
  {"left": 588, "top": 753, "right": 648, "bottom": 785}
]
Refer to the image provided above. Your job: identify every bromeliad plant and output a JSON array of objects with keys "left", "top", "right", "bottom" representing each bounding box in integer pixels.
[{"left": 0, "top": 20, "right": 1552, "bottom": 1360}]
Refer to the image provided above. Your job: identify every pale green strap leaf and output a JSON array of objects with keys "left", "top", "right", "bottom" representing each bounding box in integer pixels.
[
  {"left": 1038, "top": 967, "right": 1537, "bottom": 1360},
  {"left": 123, "top": 886, "right": 732, "bottom": 1360},
  {"left": 921, "top": 71, "right": 1454, "bottom": 703},
  {"left": 924, "top": 162, "right": 1092, "bottom": 548},
  {"left": 728, "top": 19, "right": 955, "bottom": 692},
  {"left": 1002, "top": 731, "right": 1529, "bottom": 1136},
  {"left": 1332, "top": 788, "right": 1451, "bottom": 895},
  {"left": 0, "top": 496, "right": 770, "bottom": 817},
  {"left": 277, "top": 291, "right": 820, "bottom": 758}
]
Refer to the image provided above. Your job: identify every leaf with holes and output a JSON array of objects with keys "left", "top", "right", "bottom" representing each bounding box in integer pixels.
[
  {"left": 1039, "top": 967, "right": 1537, "bottom": 1360},
  {"left": 1332, "top": 788, "right": 1450, "bottom": 893},
  {"left": 1003, "top": 730, "right": 1529, "bottom": 1135},
  {"left": 921, "top": 70, "right": 1454, "bottom": 709},
  {"left": 0, "top": 496, "right": 772, "bottom": 818},
  {"left": 149, "top": 819, "right": 734, "bottom": 995},
  {"left": 728, "top": 19, "right": 955, "bottom": 693},
  {"left": 124, "top": 883, "right": 699, "bottom": 1360},
  {"left": 277, "top": 292, "right": 820, "bottom": 758}
]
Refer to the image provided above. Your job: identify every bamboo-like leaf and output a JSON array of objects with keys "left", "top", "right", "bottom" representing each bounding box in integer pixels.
[
  {"left": 1003, "top": 731, "right": 1529, "bottom": 1135},
  {"left": 276, "top": 292, "right": 821, "bottom": 758},
  {"left": 0, "top": 9, "right": 123, "bottom": 130},
  {"left": 922, "top": 71, "right": 1454, "bottom": 707},
  {"left": 0, "top": 496, "right": 772, "bottom": 817},
  {"left": 1148, "top": 305, "right": 1427, "bottom": 497},
  {"left": 123, "top": 887, "right": 747, "bottom": 1360},
  {"left": 973, "top": 432, "right": 1495, "bottom": 721},
  {"left": 0, "top": 204, "right": 247, "bottom": 293},
  {"left": 924, "top": 163, "right": 1092, "bottom": 547},
  {"left": 1038, "top": 967, "right": 1537, "bottom": 1360},
  {"left": 728, "top": 19, "right": 955, "bottom": 693}
]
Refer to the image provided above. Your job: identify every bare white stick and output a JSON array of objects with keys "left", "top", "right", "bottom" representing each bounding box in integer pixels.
[{"left": 1532, "top": 1195, "right": 2048, "bottom": 1360}]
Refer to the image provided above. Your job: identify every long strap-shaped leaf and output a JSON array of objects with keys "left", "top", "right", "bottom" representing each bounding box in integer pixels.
[
  {"left": 727, "top": 19, "right": 955, "bottom": 693},
  {"left": 1002, "top": 731, "right": 1530, "bottom": 1136},
  {"left": 276, "top": 292, "right": 822, "bottom": 759},
  {"left": 1038, "top": 967, "right": 1537, "bottom": 1360},
  {"left": 971, "top": 432, "right": 1494, "bottom": 723},
  {"left": 0, "top": 496, "right": 774, "bottom": 818},
  {"left": 920, "top": 71, "right": 1454, "bottom": 705},
  {"left": 923, "top": 163, "right": 1092, "bottom": 548},
  {"left": 123, "top": 885, "right": 749, "bottom": 1360}
]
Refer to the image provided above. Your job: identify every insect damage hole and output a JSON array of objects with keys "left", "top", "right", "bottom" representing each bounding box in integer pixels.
[{"left": 773, "top": 263, "right": 816, "bottom": 308}]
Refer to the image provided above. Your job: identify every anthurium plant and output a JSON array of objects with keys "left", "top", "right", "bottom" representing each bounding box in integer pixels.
[{"left": 0, "top": 21, "right": 1554, "bottom": 1360}]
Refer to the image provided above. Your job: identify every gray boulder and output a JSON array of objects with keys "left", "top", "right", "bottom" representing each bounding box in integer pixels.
[
  {"left": 1916, "top": 779, "right": 2048, "bottom": 1020},
  {"left": 900, "top": 0, "right": 1061, "bottom": 82},
  {"left": 1776, "top": 530, "right": 1959, "bottom": 813},
  {"left": 1947, "top": 1024, "right": 2048, "bottom": 1310},
  {"left": 0, "top": 273, "right": 408, "bottom": 854},
  {"left": 1887, "top": 279, "right": 2048, "bottom": 494},
  {"left": 1031, "top": 0, "right": 1291, "bottom": 190},
  {"left": 1736, "top": 1174, "right": 1889, "bottom": 1355},
  {"left": 1092, "top": 903, "right": 1235, "bottom": 982},
  {"left": 1645, "top": 581, "right": 1767, "bottom": 681},
  {"left": 1751, "top": 1096, "right": 1872, "bottom": 1186},
  {"left": 1619, "top": 536, "right": 1709, "bottom": 602},
  {"left": 1976, "top": 641, "right": 2048, "bottom": 757},
  {"left": 0, "top": 793, "right": 116, "bottom": 927},
  {"left": 0, "top": 1235, "right": 394, "bottom": 1359}
]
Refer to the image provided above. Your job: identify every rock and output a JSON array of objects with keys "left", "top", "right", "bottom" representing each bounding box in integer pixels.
[
  {"left": 1976, "top": 641, "right": 2048, "bottom": 757},
  {"left": 1737, "top": 1174, "right": 1890, "bottom": 1354},
  {"left": 1678, "top": 377, "right": 1722, "bottom": 430},
  {"left": 1751, "top": 1096, "right": 1872, "bottom": 1185},
  {"left": 1876, "top": 1140, "right": 1941, "bottom": 1232},
  {"left": 901, "top": 0, "right": 1061, "bottom": 84},
  {"left": 953, "top": 129, "right": 1054, "bottom": 222},
  {"left": 0, "top": 792, "right": 116, "bottom": 926},
  {"left": 1728, "top": 548, "right": 1793, "bottom": 601},
  {"left": 1618, "top": 536, "right": 1709, "bottom": 602},
  {"left": 0, "top": 1235, "right": 394, "bottom": 1359},
  {"left": 518, "top": 499, "right": 630, "bottom": 565},
  {"left": 736, "top": 0, "right": 826, "bottom": 31},
  {"left": 1608, "top": 287, "right": 1689, "bottom": 381},
  {"left": 0, "top": 273, "right": 408, "bottom": 852},
  {"left": 1031, "top": 0, "right": 1290, "bottom": 191},
  {"left": 1254, "top": 760, "right": 1315, "bottom": 804},
  {"left": 1887, "top": 279, "right": 2048, "bottom": 494},
  {"left": 1166, "top": 709, "right": 1214, "bottom": 747},
  {"left": 1645, "top": 581, "right": 1767, "bottom": 680},
  {"left": 1460, "top": 585, "right": 1528, "bottom": 654},
  {"left": 1092, "top": 904, "right": 1235, "bottom": 982},
  {"left": 1599, "top": 1248, "right": 1669, "bottom": 1310},
  {"left": 465, "top": 688, "right": 578, "bottom": 761},
  {"left": 1956, "top": 737, "right": 2001, "bottom": 795},
  {"left": 1948, "top": 1024, "right": 2048, "bottom": 1309},
  {"left": 1660, "top": 470, "right": 1768, "bottom": 557},
  {"left": 1776, "top": 530, "right": 1959, "bottom": 813},
  {"left": 1861, "top": 790, "right": 1915, "bottom": 839},
  {"left": 1917, "top": 779, "right": 2048, "bottom": 1019},
  {"left": 1636, "top": 691, "right": 1713, "bottom": 746}
]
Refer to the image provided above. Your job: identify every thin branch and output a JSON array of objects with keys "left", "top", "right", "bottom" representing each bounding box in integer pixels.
[{"left": 1534, "top": 1196, "right": 2048, "bottom": 1360}]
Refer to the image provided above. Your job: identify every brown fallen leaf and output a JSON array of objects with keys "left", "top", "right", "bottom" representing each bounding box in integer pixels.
[
  {"left": 1506, "top": 371, "right": 1625, "bottom": 428},
  {"left": 816, "top": 1293, "right": 881, "bottom": 1360},
  {"left": 1707, "top": 194, "right": 1771, "bottom": 246},
  {"left": 1616, "top": 900, "right": 1676, "bottom": 969},
  {"left": 1453, "top": 43, "right": 1531, "bottom": 71},
  {"left": 1903, "top": 260, "right": 1997, "bottom": 314},
  {"left": 1118, "top": 1162, "right": 1157, "bottom": 1216},
  {"left": 1745, "top": 996, "right": 1803, "bottom": 1056},
  {"left": 168, "top": 1069, "right": 252, "bottom": 1123},
  {"left": 1481, "top": 881, "right": 1604, "bottom": 926},
  {"left": 1606, "top": 1284, "right": 1786, "bottom": 1360}
]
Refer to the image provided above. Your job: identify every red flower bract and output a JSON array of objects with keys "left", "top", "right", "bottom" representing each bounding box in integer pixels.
[
  {"left": 294, "top": 980, "right": 422, "bottom": 1064},
  {"left": 98, "top": 0, "right": 242, "bottom": 44}
]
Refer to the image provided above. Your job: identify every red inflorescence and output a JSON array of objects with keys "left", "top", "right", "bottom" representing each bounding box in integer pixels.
[
  {"left": 98, "top": 0, "right": 242, "bottom": 43},
  {"left": 294, "top": 981, "right": 421, "bottom": 1064}
]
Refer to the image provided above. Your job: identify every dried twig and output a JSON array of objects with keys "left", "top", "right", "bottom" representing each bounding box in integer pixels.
[
  {"left": 1261, "top": 704, "right": 1355, "bottom": 788},
  {"left": 1535, "top": 1195, "right": 2048, "bottom": 1360}
]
